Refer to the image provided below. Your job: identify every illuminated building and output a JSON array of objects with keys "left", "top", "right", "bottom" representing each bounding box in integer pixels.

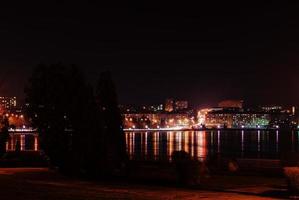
[
  {"left": 120, "top": 104, "right": 164, "bottom": 113},
  {"left": 144, "top": 104, "right": 164, "bottom": 112},
  {"left": 165, "top": 99, "right": 189, "bottom": 112},
  {"left": 0, "top": 96, "right": 17, "bottom": 112},
  {"left": 205, "top": 110, "right": 270, "bottom": 128},
  {"left": 218, "top": 100, "right": 243, "bottom": 108},
  {"left": 205, "top": 112, "right": 234, "bottom": 128},
  {"left": 175, "top": 100, "right": 188, "bottom": 111},
  {"left": 7, "top": 113, "right": 29, "bottom": 129},
  {"left": 123, "top": 113, "right": 193, "bottom": 129},
  {"left": 232, "top": 113, "right": 270, "bottom": 128},
  {"left": 165, "top": 99, "right": 174, "bottom": 112},
  {"left": 197, "top": 108, "right": 214, "bottom": 125},
  {"left": 261, "top": 106, "right": 283, "bottom": 112}
]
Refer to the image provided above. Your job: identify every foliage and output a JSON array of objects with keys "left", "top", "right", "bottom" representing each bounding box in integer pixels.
[
  {"left": 95, "top": 71, "right": 127, "bottom": 175},
  {"left": 25, "top": 64, "right": 85, "bottom": 171},
  {"left": 0, "top": 116, "right": 9, "bottom": 157},
  {"left": 25, "top": 64, "right": 126, "bottom": 176}
]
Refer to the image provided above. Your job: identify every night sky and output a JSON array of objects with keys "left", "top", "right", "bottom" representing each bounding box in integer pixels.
[{"left": 1, "top": 2, "right": 299, "bottom": 107}]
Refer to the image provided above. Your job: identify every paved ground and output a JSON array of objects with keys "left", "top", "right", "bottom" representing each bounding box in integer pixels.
[{"left": 0, "top": 168, "right": 291, "bottom": 199}]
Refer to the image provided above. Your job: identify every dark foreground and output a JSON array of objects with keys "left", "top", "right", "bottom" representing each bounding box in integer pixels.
[{"left": 0, "top": 168, "right": 291, "bottom": 200}]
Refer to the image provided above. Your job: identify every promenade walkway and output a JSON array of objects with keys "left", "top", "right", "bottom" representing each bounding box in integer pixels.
[{"left": 0, "top": 168, "right": 289, "bottom": 200}]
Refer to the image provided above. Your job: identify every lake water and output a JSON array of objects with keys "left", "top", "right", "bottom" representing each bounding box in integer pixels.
[{"left": 125, "top": 130, "right": 299, "bottom": 163}]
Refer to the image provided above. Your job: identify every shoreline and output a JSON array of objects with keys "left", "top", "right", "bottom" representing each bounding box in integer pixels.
[{"left": 124, "top": 127, "right": 299, "bottom": 132}]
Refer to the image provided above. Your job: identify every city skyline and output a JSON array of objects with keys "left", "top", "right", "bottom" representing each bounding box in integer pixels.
[{"left": 2, "top": 3, "right": 299, "bottom": 199}]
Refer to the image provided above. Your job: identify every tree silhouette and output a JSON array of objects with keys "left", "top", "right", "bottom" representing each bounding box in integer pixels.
[
  {"left": 0, "top": 116, "right": 9, "bottom": 157},
  {"left": 25, "top": 64, "right": 93, "bottom": 172},
  {"left": 95, "top": 71, "right": 126, "bottom": 174},
  {"left": 25, "top": 64, "right": 126, "bottom": 177}
]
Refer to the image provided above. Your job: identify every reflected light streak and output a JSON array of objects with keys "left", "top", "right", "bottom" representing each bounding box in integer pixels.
[
  {"left": 167, "top": 132, "right": 173, "bottom": 160},
  {"left": 276, "top": 130, "right": 279, "bottom": 153},
  {"left": 145, "top": 132, "right": 148, "bottom": 157},
  {"left": 217, "top": 130, "right": 221, "bottom": 153},
  {"left": 184, "top": 132, "right": 189, "bottom": 153},
  {"left": 241, "top": 130, "right": 244, "bottom": 154},
  {"left": 191, "top": 131, "right": 194, "bottom": 158},
  {"left": 176, "top": 132, "right": 182, "bottom": 151},
  {"left": 153, "top": 132, "right": 159, "bottom": 160},
  {"left": 257, "top": 130, "right": 261, "bottom": 153},
  {"left": 197, "top": 131, "right": 207, "bottom": 161},
  {"left": 34, "top": 136, "right": 38, "bottom": 151},
  {"left": 20, "top": 135, "right": 25, "bottom": 151}
]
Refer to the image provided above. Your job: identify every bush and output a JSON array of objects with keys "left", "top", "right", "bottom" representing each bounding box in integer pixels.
[
  {"left": 284, "top": 167, "right": 299, "bottom": 194},
  {"left": 172, "top": 151, "right": 201, "bottom": 186}
]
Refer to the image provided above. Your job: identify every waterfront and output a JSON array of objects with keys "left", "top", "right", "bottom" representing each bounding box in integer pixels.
[{"left": 125, "top": 130, "right": 299, "bottom": 163}]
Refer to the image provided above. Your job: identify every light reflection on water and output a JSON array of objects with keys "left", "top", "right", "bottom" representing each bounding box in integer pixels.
[{"left": 125, "top": 130, "right": 299, "bottom": 162}]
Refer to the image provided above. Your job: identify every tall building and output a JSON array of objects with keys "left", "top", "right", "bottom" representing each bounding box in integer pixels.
[
  {"left": 175, "top": 101, "right": 188, "bottom": 111},
  {"left": 165, "top": 99, "right": 189, "bottom": 112},
  {"left": 0, "top": 96, "right": 17, "bottom": 111},
  {"left": 165, "top": 99, "right": 174, "bottom": 112}
]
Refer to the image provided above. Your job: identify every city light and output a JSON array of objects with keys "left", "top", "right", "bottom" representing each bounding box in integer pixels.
[
  {"left": 2, "top": 5, "right": 299, "bottom": 199},
  {"left": 122, "top": 100, "right": 298, "bottom": 131}
]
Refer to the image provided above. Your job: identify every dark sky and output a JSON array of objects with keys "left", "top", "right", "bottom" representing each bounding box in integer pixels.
[{"left": 1, "top": 2, "right": 299, "bottom": 107}]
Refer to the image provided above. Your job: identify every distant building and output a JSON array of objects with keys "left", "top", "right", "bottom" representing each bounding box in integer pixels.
[
  {"left": 140, "top": 104, "right": 164, "bottom": 112},
  {"left": 261, "top": 106, "right": 283, "bottom": 112},
  {"left": 197, "top": 108, "right": 216, "bottom": 125},
  {"left": 0, "top": 96, "right": 17, "bottom": 112},
  {"left": 175, "top": 101, "right": 188, "bottom": 111},
  {"left": 218, "top": 100, "right": 243, "bottom": 109},
  {"left": 123, "top": 112, "right": 193, "bottom": 129},
  {"left": 120, "top": 104, "right": 164, "bottom": 113},
  {"left": 149, "top": 104, "right": 164, "bottom": 112},
  {"left": 205, "top": 110, "right": 270, "bottom": 129},
  {"left": 165, "top": 99, "right": 189, "bottom": 112},
  {"left": 165, "top": 99, "right": 174, "bottom": 112}
]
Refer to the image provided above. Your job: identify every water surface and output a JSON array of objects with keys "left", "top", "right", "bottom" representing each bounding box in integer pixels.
[{"left": 126, "top": 130, "right": 299, "bottom": 162}]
